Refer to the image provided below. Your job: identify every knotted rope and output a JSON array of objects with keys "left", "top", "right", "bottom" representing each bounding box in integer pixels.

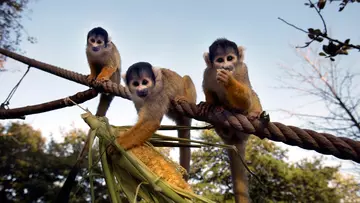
[{"left": 1, "top": 47, "right": 359, "bottom": 163}]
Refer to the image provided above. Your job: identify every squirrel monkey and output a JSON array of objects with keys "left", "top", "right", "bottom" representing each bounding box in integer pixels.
[
  {"left": 202, "top": 38, "right": 263, "bottom": 203},
  {"left": 119, "top": 61, "right": 197, "bottom": 180},
  {"left": 86, "top": 27, "right": 121, "bottom": 116},
  {"left": 55, "top": 27, "right": 121, "bottom": 203}
]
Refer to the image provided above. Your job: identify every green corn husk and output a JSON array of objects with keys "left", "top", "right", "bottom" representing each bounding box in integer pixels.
[{"left": 81, "top": 112, "right": 216, "bottom": 203}]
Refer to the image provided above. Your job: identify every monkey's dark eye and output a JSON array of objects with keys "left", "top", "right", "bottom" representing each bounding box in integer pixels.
[
  {"left": 216, "top": 58, "right": 224, "bottom": 63},
  {"left": 227, "top": 56, "right": 233, "bottom": 61},
  {"left": 96, "top": 40, "right": 102, "bottom": 44},
  {"left": 142, "top": 80, "right": 148, "bottom": 85},
  {"left": 132, "top": 81, "right": 139, "bottom": 86},
  {"left": 90, "top": 38, "right": 95, "bottom": 43}
]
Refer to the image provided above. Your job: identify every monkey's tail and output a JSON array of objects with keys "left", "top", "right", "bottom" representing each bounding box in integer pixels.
[
  {"left": 178, "top": 75, "right": 197, "bottom": 181},
  {"left": 176, "top": 117, "right": 192, "bottom": 181},
  {"left": 95, "top": 94, "right": 114, "bottom": 117},
  {"left": 225, "top": 137, "right": 251, "bottom": 203}
]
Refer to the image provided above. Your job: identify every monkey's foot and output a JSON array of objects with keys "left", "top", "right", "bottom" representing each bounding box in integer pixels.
[
  {"left": 116, "top": 137, "right": 139, "bottom": 150},
  {"left": 260, "top": 111, "right": 270, "bottom": 123},
  {"left": 247, "top": 111, "right": 261, "bottom": 121},
  {"left": 87, "top": 74, "right": 96, "bottom": 83},
  {"left": 96, "top": 77, "right": 111, "bottom": 82},
  {"left": 198, "top": 102, "right": 213, "bottom": 117},
  {"left": 106, "top": 144, "right": 118, "bottom": 155},
  {"left": 198, "top": 102, "right": 224, "bottom": 117},
  {"left": 214, "top": 106, "right": 225, "bottom": 113},
  {"left": 216, "top": 69, "right": 231, "bottom": 86}
]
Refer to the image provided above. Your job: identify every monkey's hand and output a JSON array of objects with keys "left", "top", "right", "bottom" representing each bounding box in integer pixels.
[
  {"left": 116, "top": 119, "right": 160, "bottom": 150},
  {"left": 218, "top": 70, "right": 252, "bottom": 111},
  {"left": 216, "top": 69, "right": 232, "bottom": 86},
  {"left": 173, "top": 96, "right": 189, "bottom": 104},
  {"left": 97, "top": 66, "right": 117, "bottom": 82}
]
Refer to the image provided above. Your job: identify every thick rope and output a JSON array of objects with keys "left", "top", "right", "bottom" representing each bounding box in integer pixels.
[
  {"left": 172, "top": 100, "right": 360, "bottom": 163},
  {"left": 0, "top": 48, "right": 132, "bottom": 100},
  {"left": 1, "top": 48, "right": 360, "bottom": 163}
]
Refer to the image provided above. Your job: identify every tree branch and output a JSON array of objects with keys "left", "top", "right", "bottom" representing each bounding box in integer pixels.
[
  {"left": 278, "top": 1, "right": 360, "bottom": 61},
  {"left": 0, "top": 89, "right": 98, "bottom": 119}
]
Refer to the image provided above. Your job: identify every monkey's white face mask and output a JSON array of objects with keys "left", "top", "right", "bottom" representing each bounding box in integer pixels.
[
  {"left": 87, "top": 35, "right": 109, "bottom": 52},
  {"left": 122, "top": 67, "right": 163, "bottom": 101},
  {"left": 213, "top": 53, "right": 238, "bottom": 73}
]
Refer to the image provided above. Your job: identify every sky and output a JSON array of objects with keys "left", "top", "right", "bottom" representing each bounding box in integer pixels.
[{"left": 0, "top": 0, "right": 359, "bottom": 177}]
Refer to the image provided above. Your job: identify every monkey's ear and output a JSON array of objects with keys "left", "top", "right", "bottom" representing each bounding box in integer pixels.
[
  {"left": 152, "top": 67, "right": 162, "bottom": 81},
  {"left": 152, "top": 67, "right": 163, "bottom": 89},
  {"left": 203, "top": 52, "right": 211, "bottom": 67},
  {"left": 105, "top": 36, "right": 112, "bottom": 46},
  {"left": 237, "top": 46, "right": 245, "bottom": 62},
  {"left": 121, "top": 73, "right": 127, "bottom": 83}
]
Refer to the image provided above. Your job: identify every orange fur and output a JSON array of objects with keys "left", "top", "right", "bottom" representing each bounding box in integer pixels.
[
  {"left": 224, "top": 75, "right": 252, "bottom": 111},
  {"left": 97, "top": 66, "right": 118, "bottom": 81},
  {"left": 116, "top": 115, "right": 161, "bottom": 150}
]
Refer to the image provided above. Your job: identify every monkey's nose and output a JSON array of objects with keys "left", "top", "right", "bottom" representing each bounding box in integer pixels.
[{"left": 92, "top": 47, "right": 100, "bottom": 52}]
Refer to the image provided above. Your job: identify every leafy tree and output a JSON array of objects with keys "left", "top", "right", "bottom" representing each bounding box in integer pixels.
[
  {"left": 0, "top": 0, "right": 37, "bottom": 70},
  {"left": 1, "top": 122, "right": 358, "bottom": 202},
  {"left": 189, "top": 129, "right": 360, "bottom": 203},
  {"left": 0, "top": 122, "right": 107, "bottom": 202},
  {"left": 331, "top": 173, "right": 360, "bottom": 203}
]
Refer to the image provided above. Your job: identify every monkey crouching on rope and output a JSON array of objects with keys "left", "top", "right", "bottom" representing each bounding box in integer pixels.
[
  {"left": 118, "top": 61, "right": 197, "bottom": 180},
  {"left": 54, "top": 27, "right": 121, "bottom": 203},
  {"left": 86, "top": 26, "right": 121, "bottom": 116},
  {"left": 202, "top": 38, "right": 263, "bottom": 203}
]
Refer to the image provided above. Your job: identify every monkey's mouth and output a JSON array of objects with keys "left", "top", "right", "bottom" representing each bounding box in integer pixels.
[
  {"left": 137, "top": 90, "right": 148, "bottom": 98},
  {"left": 220, "top": 66, "right": 234, "bottom": 72},
  {"left": 92, "top": 47, "right": 100, "bottom": 52}
]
